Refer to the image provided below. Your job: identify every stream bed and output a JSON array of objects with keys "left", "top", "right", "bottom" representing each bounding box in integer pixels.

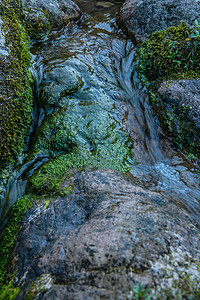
[{"left": 0, "top": 0, "right": 200, "bottom": 230}]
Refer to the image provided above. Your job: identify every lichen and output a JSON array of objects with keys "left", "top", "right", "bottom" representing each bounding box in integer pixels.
[{"left": 151, "top": 247, "right": 200, "bottom": 299}]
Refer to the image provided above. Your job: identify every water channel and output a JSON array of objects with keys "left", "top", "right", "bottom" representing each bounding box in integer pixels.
[{"left": 0, "top": 0, "right": 200, "bottom": 230}]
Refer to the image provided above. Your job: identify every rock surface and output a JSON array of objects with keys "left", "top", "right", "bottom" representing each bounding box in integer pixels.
[
  {"left": 0, "top": 18, "right": 9, "bottom": 57},
  {"left": 119, "top": 0, "right": 200, "bottom": 43},
  {"left": 12, "top": 169, "right": 200, "bottom": 299},
  {"left": 158, "top": 79, "right": 200, "bottom": 130},
  {"left": 22, "top": 0, "right": 81, "bottom": 32}
]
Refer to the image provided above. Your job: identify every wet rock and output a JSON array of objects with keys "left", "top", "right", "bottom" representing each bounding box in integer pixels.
[
  {"left": 39, "top": 64, "right": 84, "bottom": 110},
  {"left": 31, "top": 52, "right": 133, "bottom": 172},
  {"left": 11, "top": 169, "right": 200, "bottom": 299},
  {"left": 158, "top": 79, "right": 200, "bottom": 129},
  {"left": 118, "top": 0, "right": 200, "bottom": 43},
  {"left": 22, "top": 0, "right": 82, "bottom": 37},
  {"left": 155, "top": 79, "right": 200, "bottom": 158}
]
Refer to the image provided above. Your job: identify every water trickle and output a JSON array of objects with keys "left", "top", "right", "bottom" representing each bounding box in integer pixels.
[{"left": 0, "top": 0, "right": 200, "bottom": 230}]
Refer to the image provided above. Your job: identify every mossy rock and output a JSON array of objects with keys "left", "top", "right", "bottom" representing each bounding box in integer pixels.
[
  {"left": 137, "top": 22, "right": 200, "bottom": 161},
  {"left": 23, "top": 7, "right": 51, "bottom": 40},
  {"left": 0, "top": 193, "right": 36, "bottom": 299},
  {"left": 25, "top": 274, "right": 53, "bottom": 300},
  {"left": 138, "top": 22, "right": 200, "bottom": 82}
]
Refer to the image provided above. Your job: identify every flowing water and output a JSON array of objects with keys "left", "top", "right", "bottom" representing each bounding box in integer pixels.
[{"left": 0, "top": 0, "right": 200, "bottom": 230}]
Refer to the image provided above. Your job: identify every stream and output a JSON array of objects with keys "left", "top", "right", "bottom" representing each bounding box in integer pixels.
[{"left": 0, "top": 0, "right": 200, "bottom": 230}]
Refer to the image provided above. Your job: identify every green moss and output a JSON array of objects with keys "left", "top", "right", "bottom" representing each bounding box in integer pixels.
[
  {"left": 0, "top": 275, "right": 20, "bottom": 300},
  {"left": 138, "top": 22, "right": 200, "bottom": 82},
  {"left": 23, "top": 8, "right": 51, "bottom": 40},
  {"left": 137, "top": 23, "right": 200, "bottom": 160},
  {"left": 29, "top": 103, "right": 134, "bottom": 196},
  {"left": 0, "top": 194, "right": 36, "bottom": 299},
  {"left": 0, "top": 190, "right": 61, "bottom": 299},
  {"left": 29, "top": 145, "right": 133, "bottom": 195},
  {"left": 148, "top": 90, "right": 200, "bottom": 157},
  {"left": 0, "top": 0, "right": 33, "bottom": 170}
]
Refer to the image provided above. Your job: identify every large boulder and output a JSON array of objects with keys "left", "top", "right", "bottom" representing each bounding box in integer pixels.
[
  {"left": 9, "top": 169, "right": 200, "bottom": 299},
  {"left": 119, "top": 0, "right": 200, "bottom": 43}
]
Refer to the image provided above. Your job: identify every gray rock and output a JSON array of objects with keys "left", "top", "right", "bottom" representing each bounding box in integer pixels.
[
  {"left": 158, "top": 79, "right": 200, "bottom": 129},
  {"left": 11, "top": 169, "right": 200, "bottom": 299},
  {"left": 22, "top": 0, "right": 82, "bottom": 30},
  {"left": 118, "top": 0, "right": 200, "bottom": 43},
  {"left": 0, "top": 19, "right": 9, "bottom": 58}
]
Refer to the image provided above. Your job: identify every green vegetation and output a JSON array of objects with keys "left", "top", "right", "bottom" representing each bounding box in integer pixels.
[
  {"left": 137, "top": 22, "right": 200, "bottom": 159},
  {"left": 132, "top": 283, "right": 152, "bottom": 300},
  {"left": 0, "top": 275, "right": 20, "bottom": 300},
  {"left": 29, "top": 103, "right": 134, "bottom": 196},
  {"left": 0, "top": 194, "right": 35, "bottom": 299},
  {"left": 149, "top": 91, "right": 200, "bottom": 157},
  {"left": 29, "top": 146, "right": 133, "bottom": 196},
  {"left": 138, "top": 22, "right": 200, "bottom": 82},
  {"left": 0, "top": 190, "right": 62, "bottom": 299},
  {"left": 0, "top": 0, "right": 33, "bottom": 170},
  {"left": 23, "top": 7, "right": 51, "bottom": 40}
]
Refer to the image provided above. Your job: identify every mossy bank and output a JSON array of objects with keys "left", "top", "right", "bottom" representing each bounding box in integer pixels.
[
  {"left": 0, "top": 0, "right": 33, "bottom": 171},
  {"left": 137, "top": 22, "right": 200, "bottom": 161}
]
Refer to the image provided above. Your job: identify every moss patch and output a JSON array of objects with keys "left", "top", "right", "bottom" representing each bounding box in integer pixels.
[
  {"left": 29, "top": 146, "right": 134, "bottom": 196},
  {"left": 29, "top": 101, "right": 134, "bottom": 196},
  {"left": 0, "top": 0, "right": 33, "bottom": 170},
  {"left": 149, "top": 90, "right": 200, "bottom": 158},
  {"left": 138, "top": 22, "right": 200, "bottom": 83},
  {"left": 0, "top": 190, "right": 63, "bottom": 299},
  {"left": 23, "top": 7, "right": 51, "bottom": 40},
  {"left": 0, "top": 194, "right": 35, "bottom": 299}
]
